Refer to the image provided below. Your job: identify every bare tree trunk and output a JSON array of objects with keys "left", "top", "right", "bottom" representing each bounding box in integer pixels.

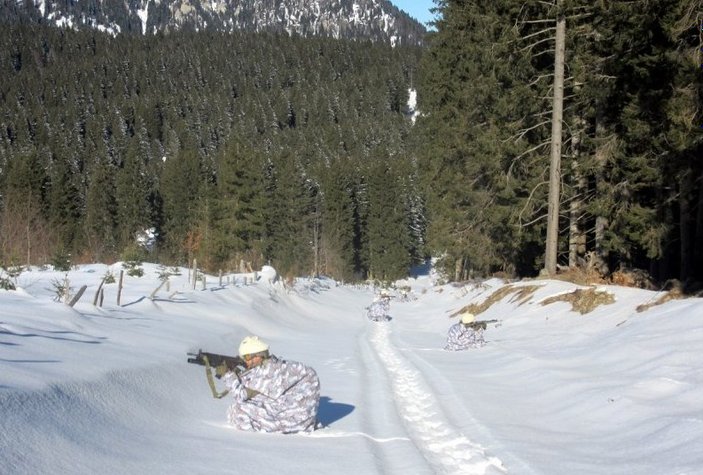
[
  {"left": 26, "top": 223, "right": 31, "bottom": 268},
  {"left": 544, "top": 1, "right": 566, "bottom": 276},
  {"left": 695, "top": 167, "right": 703, "bottom": 278},
  {"left": 569, "top": 116, "right": 587, "bottom": 267},
  {"left": 313, "top": 200, "right": 320, "bottom": 277},
  {"left": 24, "top": 197, "right": 31, "bottom": 267},
  {"left": 593, "top": 115, "right": 610, "bottom": 275},
  {"left": 680, "top": 169, "right": 693, "bottom": 282}
]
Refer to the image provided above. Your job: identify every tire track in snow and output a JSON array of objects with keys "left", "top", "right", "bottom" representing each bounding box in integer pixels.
[
  {"left": 369, "top": 322, "right": 507, "bottom": 475},
  {"left": 356, "top": 326, "right": 434, "bottom": 474}
]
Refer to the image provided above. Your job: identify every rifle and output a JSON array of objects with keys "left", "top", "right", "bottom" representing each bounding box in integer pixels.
[
  {"left": 187, "top": 350, "right": 246, "bottom": 379},
  {"left": 465, "top": 319, "right": 499, "bottom": 331}
]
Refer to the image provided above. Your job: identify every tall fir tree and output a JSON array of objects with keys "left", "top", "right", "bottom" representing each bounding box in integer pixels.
[
  {"left": 363, "top": 152, "right": 413, "bottom": 282},
  {"left": 210, "top": 138, "right": 265, "bottom": 269},
  {"left": 159, "top": 147, "right": 202, "bottom": 263}
]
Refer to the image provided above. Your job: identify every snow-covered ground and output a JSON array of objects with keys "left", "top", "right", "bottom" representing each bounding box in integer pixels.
[{"left": 1, "top": 263, "right": 702, "bottom": 474}]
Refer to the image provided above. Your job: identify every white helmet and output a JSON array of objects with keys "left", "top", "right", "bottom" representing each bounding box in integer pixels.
[
  {"left": 460, "top": 311, "right": 475, "bottom": 324},
  {"left": 238, "top": 335, "right": 269, "bottom": 357}
]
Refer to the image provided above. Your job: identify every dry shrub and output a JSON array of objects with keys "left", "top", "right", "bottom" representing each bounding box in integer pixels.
[
  {"left": 541, "top": 287, "right": 615, "bottom": 314},
  {"left": 0, "top": 202, "right": 54, "bottom": 266},
  {"left": 636, "top": 281, "right": 685, "bottom": 312},
  {"left": 610, "top": 268, "right": 655, "bottom": 289},
  {"left": 550, "top": 266, "right": 608, "bottom": 286},
  {"left": 453, "top": 284, "right": 542, "bottom": 318},
  {"left": 509, "top": 285, "right": 542, "bottom": 305}
]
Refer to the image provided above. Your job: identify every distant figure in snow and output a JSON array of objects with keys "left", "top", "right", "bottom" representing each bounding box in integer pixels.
[
  {"left": 366, "top": 289, "right": 391, "bottom": 322},
  {"left": 213, "top": 336, "right": 320, "bottom": 433},
  {"left": 444, "top": 311, "right": 486, "bottom": 351},
  {"left": 398, "top": 289, "right": 414, "bottom": 302}
]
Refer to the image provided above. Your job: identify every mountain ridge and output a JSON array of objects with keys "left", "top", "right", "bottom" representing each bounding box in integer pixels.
[{"left": 3, "top": 0, "right": 426, "bottom": 46}]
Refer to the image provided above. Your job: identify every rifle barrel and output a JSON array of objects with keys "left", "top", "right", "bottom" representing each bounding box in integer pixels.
[{"left": 186, "top": 350, "right": 245, "bottom": 372}]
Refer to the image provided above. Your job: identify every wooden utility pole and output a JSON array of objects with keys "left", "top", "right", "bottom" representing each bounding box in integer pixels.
[{"left": 544, "top": 0, "right": 566, "bottom": 276}]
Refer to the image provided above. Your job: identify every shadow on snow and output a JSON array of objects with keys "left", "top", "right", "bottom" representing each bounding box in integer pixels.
[{"left": 317, "top": 396, "right": 355, "bottom": 426}]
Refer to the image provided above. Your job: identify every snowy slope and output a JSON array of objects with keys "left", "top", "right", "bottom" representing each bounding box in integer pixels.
[{"left": 1, "top": 263, "right": 702, "bottom": 474}]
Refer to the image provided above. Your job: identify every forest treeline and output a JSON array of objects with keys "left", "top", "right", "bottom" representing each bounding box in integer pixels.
[
  {"left": 1, "top": 0, "right": 702, "bottom": 287},
  {"left": 0, "top": 25, "right": 424, "bottom": 281}
]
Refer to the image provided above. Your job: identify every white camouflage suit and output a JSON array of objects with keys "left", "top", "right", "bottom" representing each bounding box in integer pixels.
[
  {"left": 366, "top": 299, "right": 391, "bottom": 322},
  {"left": 444, "top": 323, "right": 486, "bottom": 351},
  {"left": 222, "top": 356, "right": 320, "bottom": 433}
]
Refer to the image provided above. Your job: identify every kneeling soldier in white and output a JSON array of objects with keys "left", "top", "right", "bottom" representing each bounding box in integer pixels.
[
  {"left": 444, "top": 311, "right": 486, "bottom": 351},
  {"left": 215, "top": 336, "right": 321, "bottom": 433},
  {"left": 366, "top": 290, "right": 391, "bottom": 322}
]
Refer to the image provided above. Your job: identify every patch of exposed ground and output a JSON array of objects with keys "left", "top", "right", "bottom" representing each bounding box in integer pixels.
[
  {"left": 636, "top": 287, "right": 685, "bottom": 313},
  {"left": 541, "top": 287, "right": 615, "bottom": 314},
  {"left": 454, "top": 284, "right": 543, "bottom": 318}
]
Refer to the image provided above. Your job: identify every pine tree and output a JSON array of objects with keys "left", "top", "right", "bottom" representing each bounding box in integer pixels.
[
  {"left": 260, "top": 147, "right": 316, "bottom": 278},
  {"left": 318, "top": 157, "right": 359, "bottom": 280},
  {"left": 83, "top": 151, "right": 118, "bottom": 261},
  {"left": 416, "top": 0, "right": 547, "bottom": 279},
  {"left": 115, "top": 136, "right": 152, "bottom": 250},
  {"left": 210, "top": 138, "right": 265, "bottom": 269},
  {"left": 657, "top": 0, "right": 703, "bottom": 283},
  {"left": 363, "top": 152, "right": 412, "bottom": 282},
  {"left": 46, "top": 145, "right": 82, "bottom": 253},
  {"left": 159, "top": 147, "right": 202, "bottom": 263}
]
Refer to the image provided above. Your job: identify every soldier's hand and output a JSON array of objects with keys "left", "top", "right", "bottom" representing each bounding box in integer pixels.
[
  {"left": 245, "top": 387, "right": 261, "bottom": 399},
  {"left": 202, "top": 354, "right": 211, "bottom": 367},
  {"left": 215, "top": 363, "right": 229, "bottom": 378}
]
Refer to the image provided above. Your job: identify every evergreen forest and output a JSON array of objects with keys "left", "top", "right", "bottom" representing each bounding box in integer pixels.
[
  {"left": 416, "top": 0, "right": 702, "bottom": 287},
  {"left": 1, "top": 0, "right": 702, "bottom": 289},
  {"left": 0, "top": 26, "right": 423, "bottom": 282}
]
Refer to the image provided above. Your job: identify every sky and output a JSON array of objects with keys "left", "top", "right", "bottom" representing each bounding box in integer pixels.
[
  {"left": 391, "top": 0, "right": 437, "bottom": 28},
  {"left": 1, "top": 260, "right": 702, "bottom": 474}
]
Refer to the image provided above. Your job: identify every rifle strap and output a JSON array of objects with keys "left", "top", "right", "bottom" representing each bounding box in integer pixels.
[{"left": 205, "top": 360, "right": 230, "bottom": 399}]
